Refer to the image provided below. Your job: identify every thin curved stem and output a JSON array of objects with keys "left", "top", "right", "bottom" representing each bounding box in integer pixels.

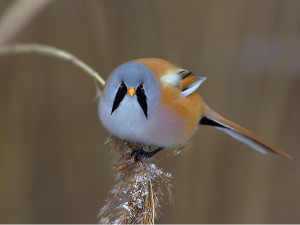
[
  {"left": 0, "top": 43, "right": 106, "bottom": 87},
  {"left": 149, "top": 179, "right": 155, "bottom": 224}
]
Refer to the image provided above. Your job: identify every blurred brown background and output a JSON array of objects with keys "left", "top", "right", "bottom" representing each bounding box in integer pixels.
[{"left": 0, "top": 0, "right": 299, "bottom": 223}]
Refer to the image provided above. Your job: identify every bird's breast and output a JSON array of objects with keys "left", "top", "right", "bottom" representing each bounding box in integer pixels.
[{"left": 98, "top": 96, "right": 190, "bottom": 148}]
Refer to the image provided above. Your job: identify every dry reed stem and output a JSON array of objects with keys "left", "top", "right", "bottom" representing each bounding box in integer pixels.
[
  {"left": 0, "top": 43, "right": 105, "bottom": 86},
  {"left": 99, "top": 136, "right": 179, "bottom": 224},
  {"left": 149, "top": 179, "right": 155, "bottom": 224},
  {"left": 0, "top": 0, "right": 55, "bottom": 44}
]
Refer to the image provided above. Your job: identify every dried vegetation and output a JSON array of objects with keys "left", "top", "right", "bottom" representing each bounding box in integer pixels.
[{"left": 99, "top": 136, "right": 185, "bottom": 224}]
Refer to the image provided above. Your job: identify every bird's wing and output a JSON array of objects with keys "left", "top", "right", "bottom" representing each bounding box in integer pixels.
[
  {"left": 160, "top": 69, "right": 206, "bottom": 97},
  {"left": 178, "top": 69, "right": 206, "bottom": 97},
  {"left": 199, "top": 106, "right": 291, "bottom": 159}
]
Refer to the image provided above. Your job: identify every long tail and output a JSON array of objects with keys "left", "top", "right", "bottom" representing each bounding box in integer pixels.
[{"left": 199, "top": 106, "right": 291, "bottom": 159}]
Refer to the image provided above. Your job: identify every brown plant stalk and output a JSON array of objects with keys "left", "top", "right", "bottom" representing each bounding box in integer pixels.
[{"left": 99, "top": 136, "right": 182, "bottom": 224}]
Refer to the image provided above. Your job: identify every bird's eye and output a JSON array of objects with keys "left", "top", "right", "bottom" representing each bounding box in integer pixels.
[
  {"left": 119, "top": 81, "right": 125, "bottom": 88},
  {"left": 139, "top": 83, "right": 144, "bottom": 90}
]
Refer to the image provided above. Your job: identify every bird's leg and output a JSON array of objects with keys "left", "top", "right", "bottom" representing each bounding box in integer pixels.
[{"left": 131, "top": 147, "right": 164, "bottom": 161}]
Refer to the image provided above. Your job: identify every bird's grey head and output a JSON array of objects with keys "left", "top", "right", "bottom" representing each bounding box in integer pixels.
[{"left": 100, "top": 61, "right": 161, "bottom": 124}]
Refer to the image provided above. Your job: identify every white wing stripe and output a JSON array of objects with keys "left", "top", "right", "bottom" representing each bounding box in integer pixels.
[
  {"left": 181, "top": 76, "right": 206, "bottom": 97},
  {"left": 216, "top": 127, "right": 269, "bottom": 154}
]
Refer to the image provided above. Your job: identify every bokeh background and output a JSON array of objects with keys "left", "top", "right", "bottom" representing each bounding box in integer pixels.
[{"left": 0, "top": 0, "right": 299, "bottom": 223}]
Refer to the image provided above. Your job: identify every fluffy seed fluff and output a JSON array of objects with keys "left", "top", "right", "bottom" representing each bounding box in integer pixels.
[{"left": 98, "top": 136, "right": 185, "bottom": 224}]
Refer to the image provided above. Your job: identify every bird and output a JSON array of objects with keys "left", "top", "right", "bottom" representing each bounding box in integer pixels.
[{"left": 98, "top": 58, "right": 290, "bottom": 160}]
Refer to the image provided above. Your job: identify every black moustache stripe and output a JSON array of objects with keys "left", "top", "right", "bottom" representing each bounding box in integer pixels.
[
  {"left": 136, "top": 85, "right": 148, "bottom": 119},
  {"left": 111, "top": 82, "right": 127, "bottom": 114}
]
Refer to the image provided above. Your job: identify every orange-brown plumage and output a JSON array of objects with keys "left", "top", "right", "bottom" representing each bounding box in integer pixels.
[
  {"left": 135, "top": 58, "right": 178, "bottom": 79},
  {"left": 100, "top": 58, "right": 290, "bottom": 159},
  {"left": 136, "top": 58, "right": 206, "bottom": 139},
  {"left": 160, "top": 85, "right": 205, "bottom": 137},
  {"left": 204, "top": 107, "right": 291, "bottom": 159},
  {"left": 179, "top": 75, "right": 199, "bottom": 90}
]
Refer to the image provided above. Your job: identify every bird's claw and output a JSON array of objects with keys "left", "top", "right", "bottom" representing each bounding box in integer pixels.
[{"left": 131, "top": 149, "right": 152, "bottom": 161}]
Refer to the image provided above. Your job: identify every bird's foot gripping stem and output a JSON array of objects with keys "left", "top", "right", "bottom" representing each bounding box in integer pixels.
[{"left": 131, "top": 147, "right": 164, "bottom": 161}]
